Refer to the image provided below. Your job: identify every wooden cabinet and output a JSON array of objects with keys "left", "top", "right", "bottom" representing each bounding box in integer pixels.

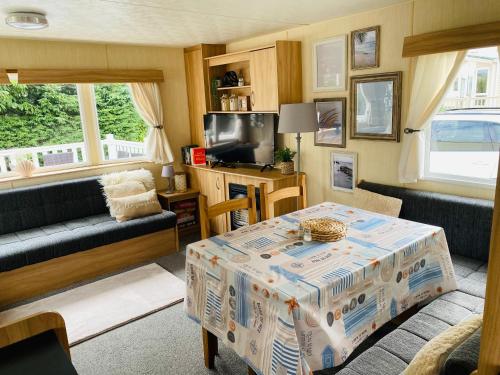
[
  {"left": 186, "top": 165, "right": 300, "bottom": 234},
  {"left": 250, "top": 48, "right": 278, "bottom": 111},
  {"left": 184, "top": 41, "right": 302, "bottom": 145},
  {"left": 189, "top": 168, "right": 227, "bottom": 234},
  {"left": 184, "top": 44, "right": 226, "bottom": 147}
]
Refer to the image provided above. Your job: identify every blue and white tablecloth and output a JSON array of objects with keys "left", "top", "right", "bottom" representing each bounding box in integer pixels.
[{"left": 184, "top": 202, "right": 457, "bottom": 375}]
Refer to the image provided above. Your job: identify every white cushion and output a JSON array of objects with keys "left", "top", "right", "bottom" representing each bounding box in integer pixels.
[{"left": 352, "top": 188, "right": 402, "bottom": 217}]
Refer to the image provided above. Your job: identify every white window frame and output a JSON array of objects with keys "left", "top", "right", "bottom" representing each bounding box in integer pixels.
[
  {"left": 0, "top": 82, "right": 149, "bottom": 179},
  {"left": 422, "top": 126, "right": 497, "bottom": 189},
  {"left": 88, "top": 83, "right": 148, "bottom": 165},
  {"left": 474, "top": 67, "right": 489, "bottom": 96}
]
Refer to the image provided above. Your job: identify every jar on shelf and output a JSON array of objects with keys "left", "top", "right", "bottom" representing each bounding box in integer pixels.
[
  {"left": 220, "top": 94, "right": 230, "bottom": 111},
  {"left": 229, "top": 94, "right": 238, "bottom": 111},
  {"left": 238, "top": 96, "right": 248, "bottom": 111}
]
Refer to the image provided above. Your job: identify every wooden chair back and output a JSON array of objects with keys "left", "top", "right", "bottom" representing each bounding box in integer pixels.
[
  {"left": 199, "top": 184, "right": 257, "bottom": 239},
  {"left": 0, "top": 311, "right": 70, "bottom": 358},
  {"left": 260, "top": 174, "right": 307, "bottom": 221}
]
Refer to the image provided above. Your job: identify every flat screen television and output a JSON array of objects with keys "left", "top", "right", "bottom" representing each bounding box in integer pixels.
[{"left": 203, "top": 113, "right": 277, "bottom": 166}]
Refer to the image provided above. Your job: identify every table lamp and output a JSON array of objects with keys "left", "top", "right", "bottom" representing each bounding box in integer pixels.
[
  {"left": 161, "top": 165, "right": 175, "bottom": 193},
  {"left": 278, "top": 103, "right": 319, "bottom": 179}
]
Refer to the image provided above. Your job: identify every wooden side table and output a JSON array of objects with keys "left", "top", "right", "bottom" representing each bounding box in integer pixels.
[{"left": 157, "top": 189, "right": 200, "bottom": 239}]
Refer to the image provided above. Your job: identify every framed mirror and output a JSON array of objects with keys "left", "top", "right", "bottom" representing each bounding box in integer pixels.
[{"left": 350, "top": 72, "right": 402, "bottom": 141}]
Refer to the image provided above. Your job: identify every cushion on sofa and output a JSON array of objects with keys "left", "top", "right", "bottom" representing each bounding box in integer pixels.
[
  {"left": 402, "top": 314, "right": 482, "bottom": 375},
  {"left": 357, "top": 181, "right": 493, "bottom": 262},
  {"left": 0, "top": 177, "right": 108, "bottom": 236},
  {"left": 0, "top": 211, "right": 176, "bottom": 272},
  {"left": 352, "top": 188, "right": 403, "bottom": 217},
  {"left": 442, "top": 327, "right": 481, "bottom": 375}
]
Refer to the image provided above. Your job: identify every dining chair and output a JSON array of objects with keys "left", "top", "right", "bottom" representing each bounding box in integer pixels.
[
  {"left": 199, "top": 184, "right": 257, "bottom": 240},
  {"left": 259, "top": 173, "right": 307, "bottom": 221},
  {"left": 197, "top": 184, "right": 257, "bottom": 371}
]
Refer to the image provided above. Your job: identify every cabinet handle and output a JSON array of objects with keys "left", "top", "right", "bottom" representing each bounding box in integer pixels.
[
  {"left": 251, "top": 91, "right": 255, "bottom": 107},
  {"left": 216, "top": 177, "right": 221, "bottom": 190}
]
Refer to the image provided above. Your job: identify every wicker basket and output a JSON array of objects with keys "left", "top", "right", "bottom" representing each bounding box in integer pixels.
[{"left": 280, "top": 161, "right": 294, "bottom": 175}]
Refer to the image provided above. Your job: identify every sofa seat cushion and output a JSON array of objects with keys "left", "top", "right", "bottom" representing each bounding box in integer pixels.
[{"left": 0, "top": 211, "right": 176, "bottom": 272}]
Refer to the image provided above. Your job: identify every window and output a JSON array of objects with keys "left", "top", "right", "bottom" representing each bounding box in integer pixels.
[
  {"left": 0, "top": 84, "right": 86, "bottom": 173},
  {"left": 424, "top": 47, "right": 499, "bottom": 186},
  {"left": 0, "top": 82, "right": 148, "bottom": 177},
  {"left": 94, "top": 84, "right": 147, "bottom": 161},
  {"left": 475, "top": 68, "right": 488, "bottom": 95}
]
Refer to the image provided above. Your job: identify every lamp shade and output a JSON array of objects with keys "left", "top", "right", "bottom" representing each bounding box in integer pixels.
[
  {"left": 161, "top": 165, "right": 175, "bottom": 178},
  {"left": 278, "top": 103, "right": 319, "bottom": 134}
]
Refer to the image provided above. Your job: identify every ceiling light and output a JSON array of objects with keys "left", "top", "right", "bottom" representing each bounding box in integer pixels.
[{"left": 5, "top": 12, "right": 48, "bottom": 30}]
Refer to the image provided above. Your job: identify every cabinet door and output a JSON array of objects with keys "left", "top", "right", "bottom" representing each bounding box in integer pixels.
[
  {"left": 184, "top": 48, "right": 207, "bottom": 147},
  {"left": 250, "top": 48, "right": 278, "bottom": 111},
  {"left": 197, "top": 169, "right": 227, "bottom": 234}
]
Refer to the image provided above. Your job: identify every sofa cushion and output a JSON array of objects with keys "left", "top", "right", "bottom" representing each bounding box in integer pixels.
[
  {"left": 0, "top": 211, "right": 176, "bottom": 272},
  {"left": 0, "top": 177, "right": 108, "bottom": 235},
  {"left": 357, "top": 181, "right": 493, "bottom": 262}
]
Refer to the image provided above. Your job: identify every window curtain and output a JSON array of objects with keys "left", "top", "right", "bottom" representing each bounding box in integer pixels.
[
  {"left": 398, "top": 50, "right": 466, "bottom": 183},
  {"left": 128, "top": 82, "right": 174, "bottom": 164}
]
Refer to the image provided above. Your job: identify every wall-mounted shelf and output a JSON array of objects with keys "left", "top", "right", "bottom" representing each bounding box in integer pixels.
[{"left": 217, "top": 85, "right": 251, "bottom": 91}]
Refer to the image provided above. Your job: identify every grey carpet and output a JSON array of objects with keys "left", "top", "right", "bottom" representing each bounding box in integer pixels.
[{"left": 3, "top": 233, "right": 392, "bottom": 374}]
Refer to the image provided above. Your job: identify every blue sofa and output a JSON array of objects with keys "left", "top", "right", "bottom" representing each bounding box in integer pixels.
[
  {"left": 0, "top": 177, "right": 177, "bottom": 307},
  {"left": 332, "top": 181, "right": 493, "bottom": 375}
]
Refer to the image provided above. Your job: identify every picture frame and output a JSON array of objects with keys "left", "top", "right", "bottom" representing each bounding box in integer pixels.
[
  {"left": 350, "top": 72, "right": 402, "bottom": 142},
  {"left": 314, "top": 98, "right": 347, "bottom": 148},
  {"left": 351, "top": 26, "right": 380, "bottom": 70},
  {"left": 331, "top": 151, "right": 357, "bottom": 192},
  {"left": 312, "top": 35, "right": 347, "bottom": 92}
]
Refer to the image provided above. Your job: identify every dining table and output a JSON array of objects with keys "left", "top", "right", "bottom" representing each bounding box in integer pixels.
[{"left": 184, "top": 202, "right": 458, "bottom": 375}]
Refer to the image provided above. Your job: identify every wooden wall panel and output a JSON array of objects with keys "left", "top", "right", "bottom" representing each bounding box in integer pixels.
[
  {"left": 403, "top": 21, "right": 500, "bottom": 57},
  {"left": 478, "top": 158, "right": 500, "bottom": 375}
]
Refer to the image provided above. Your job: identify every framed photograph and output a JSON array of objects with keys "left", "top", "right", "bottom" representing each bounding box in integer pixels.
[
  {"left": 350, "top": 72, "right": 402, "bottom": 142},
  {"left": 351, "top": 26, "right": 380, "bottom": 70},
  {"left": 314, "top": 98, "right": 346, "bottom": 148},
  {"left": 331, "top": 152, "right": 357, "bottom": 192},
  {"left": 312, "top": 35, "right": 347, "bottom": 92}
]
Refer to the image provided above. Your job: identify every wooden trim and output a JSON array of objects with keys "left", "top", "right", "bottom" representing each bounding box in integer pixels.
[
  {"left": 205, "top": 44, "right": 275, "bottom": 62},
  {"left": 0, "top": 312, "right": 70, "bottom": 358},
  {"left": 14, "top": 69, "right": 164, "bottom": 84},
  {"left": 207, "top": 52, "right": 252, "bottom": 67},
  {"left": 0, "top": 69, "right": 9, "bottom": 84},
  {"left": 402, "top": 21, "right": 500, "bottom": 57},
  {"left": 0, "top": 228, "right": 177, "bottom": 307},
  {"left": 477, "top": 157, "right": 500, "bottom": 375}
]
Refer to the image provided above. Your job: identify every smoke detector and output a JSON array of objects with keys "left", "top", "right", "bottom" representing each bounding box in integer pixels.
[{"left": 5, "top": 12, "right": 48, "bottom": 30}]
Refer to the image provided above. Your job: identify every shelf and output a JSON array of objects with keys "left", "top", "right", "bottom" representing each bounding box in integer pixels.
[{"left": 217, "top": 85, "right": 251, "bottom": 91}]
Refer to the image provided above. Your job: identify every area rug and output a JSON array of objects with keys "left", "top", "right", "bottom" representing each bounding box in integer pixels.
[{"left": 0, "top": 263, "right": 185, "bottom": 346}]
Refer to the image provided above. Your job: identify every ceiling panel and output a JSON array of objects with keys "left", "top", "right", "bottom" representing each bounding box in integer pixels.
[{"left": 0, "top": 0, "right": 409, "bottom": 46}]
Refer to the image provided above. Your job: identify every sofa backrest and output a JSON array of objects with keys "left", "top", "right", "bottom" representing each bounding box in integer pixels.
[
  {"left": 357, "top": 181, "right": 494, "bottom": 262},
  {"left": 0, "top": 177, "right": 108, "bottom": 235}
]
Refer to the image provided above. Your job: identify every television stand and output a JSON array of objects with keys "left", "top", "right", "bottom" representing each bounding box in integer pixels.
[
  {"left": 260, "top": 164, "right": 274, "bottom": 172},
  {"left": 210, "top": 161, "right": 236, "bottom": 169}
]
